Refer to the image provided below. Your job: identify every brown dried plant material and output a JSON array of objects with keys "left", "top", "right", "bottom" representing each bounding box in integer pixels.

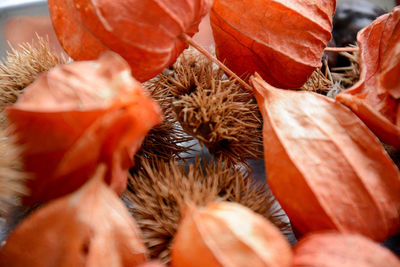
[
  {"left": 6, "top": 52, "right": 162, "bottom": 204},
  {"left": 48, "top": 0, "right": 213, "bottom": 82},
  {"left": 301, "top": 67, "right": 333, "bottom": 94},
  {"left": 336, "top": 7, "right": 400, "bottom": 148},
  {"left": 251, "top": 74, "right": 400, "bottom": 242},
  {"left": 293, "top": 232, "right": 400, "bottom": 267},
  {"left": 0, "top": 36, "right": 66, "bottom": 109},
  {"left": 330, "top": 49, "right": 360, "bottom": 90},
  {"left": 0, "top": 166, "right": 148, "bottom": 267},
  {"left": 164, "top": 49, "right": 263, "bottom": 165},
  {"left": 173, "top": 80, "right": 262, "bottom": 164},
  {"left": 210, "top": 0, "right": 336, "bottom": 89},
  {"left": 135, "top": 80, "right": 193, "bottom": 164},
  {"left": 171, "top": 202, "right": 293, "bottom": 267},
  {"left": 0, "top": 128, "right": 26, "bottom": 215},
  {"left": 160, "top": 48, "right": 221, "bottom": 96},
  {"left": 123, "top": 157, "right": 289, "bottom": 264}
]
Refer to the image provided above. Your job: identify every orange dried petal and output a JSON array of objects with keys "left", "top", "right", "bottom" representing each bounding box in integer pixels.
[
  {"left": 6, "top": 52, "right": 162, "bottom": 204},
  {"left": 171, "top": 202, "right": 292, "bottom": 267},
  {"left": 336, "top": 7, "right": 400, "bottom": 148},
  {"left": 210, "top": 0, "right": 335, "bottom": 88},
  {"left": 251, "top": 74, "right": 400, "bottom": 241},
  {"left": 0, "top": 166, "right": 148, "bottom": 267},
  {"left": 293, "top": 232, "right": 400, "bottom": 267},
  {"left": 48, "top": 0, "right": 213, "bottom": 82}
]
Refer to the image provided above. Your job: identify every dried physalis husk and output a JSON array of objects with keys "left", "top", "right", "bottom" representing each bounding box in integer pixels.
[
  {"left": 293, "top": 232, "right": 400, "bottom": 267},
  {"left": 6, "top": 52, "right": 162, "bottom": 204},
  {"left": 251, "top": 74, "right": 400, "bottom": 241},
  {"left": 0, "top": 166, "right": 148, "bottom": 267},
  {"left": 49, "top": 0, "right": 213, "bottom": 82},
  {"left": 336, "top": 7, "right": 400, "bottom": 148},
  {"left": 171, "top": 202, "right": 292, "bottom": 267},
  {"left": 210, "top": 0, "right": 335, "bottom": 88},
  {"left": 138, "top": 262, "right": 166, "bottom": 267}
]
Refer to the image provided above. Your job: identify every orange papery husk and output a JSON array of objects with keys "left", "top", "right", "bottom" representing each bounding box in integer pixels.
[
  {"left": 48, "top": 0, "right": 213, "bottom": 82},
  {"left": 0, "top": 166, "right": 148, "bottom": 267},
  {"left": 171, "top": 202, "right": 293, "bottom": 267},
  {"left": 6, "top": 52, "right": 162, "bottom": 204},
  {"left": 210, "top": 0, "right": 335, "bottom": 88},
  {"left": 251, "top": 74, "right": 400, "bottom": 242},
  {"left": 336, "top": 6, "right": 400, "bottom": 148},
  {"left": 138, "top": 262, "right": 166, "bottom": 267},
  {"left": 293, "top": 232, "right": 400, "bottom": 267}
]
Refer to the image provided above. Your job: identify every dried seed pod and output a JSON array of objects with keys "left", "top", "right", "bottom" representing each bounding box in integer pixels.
[
  {"left": 329, "top": 49, "right": 360, "bottom": 94},
  {"left": 210, "top": 0, "right": 336, "bottom": 88},
  {"left": 336, "top": 7, "right": 400, "bottom": 148},
  {"left": 161, "top": 48, "right": 222, "bottom": 96},
  {"left": 251, "top": 74, "right": 400, "bottom": 242},
  {"left": 0, "top": 128, "right": 26, "bottom": 215},
  {"left": 293, "top": 232, "right": 400, "bottom": 267},
  {"left": 6, "top": 52, "right": 162, "bottom": 204},
  {"left": 123, "top": 157, "right": 289, "bottom": 264},
  {"left": 164, "top": 49, "right": 263, "bottom": 165},
  {"left": 171, "top": 202, "right": 293, "bottom": 267},
  {"left": 300, "top": 67, "right": 333, "bottom": 94},
  {"left": 48, "top": 0, "right": 213, "bottom": 82},
  {"left": 0, "top": 36, "right": 66, "bottom": 109},
  {"left": 135, "top": 79, "right": 193, "bottom": 164},
  {"left": 0, "top": 166, "right": 148, "bottom": 267}
]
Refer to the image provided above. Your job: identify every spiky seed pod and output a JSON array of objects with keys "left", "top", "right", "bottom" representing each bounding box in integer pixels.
[
  {"left": 160, "top": 49, "right": 262, "bottom": 165},
  {"left": 123, "top": 157, "right": 290, "bottom": 264},
  {"left": 330, "top": 49, "right": 360, "bottom": 89},
  {"left": 173, "top": 78, "right": 262, "bottom": 165},
  {"left": 0, "top": 36, "right": 66, "bottom": 109},
  {"left": 160, "top": 48, "right": 223, "bottom": 97},
  {"left": 0, "top": 127, "right": 26, "bottom": 216},
  {"left": 301, "top": 67, "right": 333, "bottom": 94},
  {"left": 134, "top": 79, "right": 193, "bottom": 166}
]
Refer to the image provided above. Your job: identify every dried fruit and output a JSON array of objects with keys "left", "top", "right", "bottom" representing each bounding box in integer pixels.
[
  {"left": 251, "top": 74, "right": 400, "bottom": 241},
  {"left": 210, "top": 0, "right": 336, "bottom": 88},
  {"left": 336, "top": 7, "right": 400, "bottom": 148},
  {"left": 124, "top": 157, "right": 290, "bottom": 263},
  {"left": 48, "top": 0, "right": 213, "bottom": 82},
  {"left": 293, "top": 232, "right": 400, "bottom": 267},
  {"left": 171, "top": 202, "right": 292, "bottom": 267},
  {"left": 0, "top": 166, "right": 148, "bottom": 267},
  {"left": 6, "top": 52, "right": 162, "bottom": 204}
]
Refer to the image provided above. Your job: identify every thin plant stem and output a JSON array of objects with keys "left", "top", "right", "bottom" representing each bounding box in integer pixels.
[
  {"left": 179, "top": 33, "right": 253, "bottom": 91},
  {"left": 324, "top": 47, "right": 359, "bottom": 53}
]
